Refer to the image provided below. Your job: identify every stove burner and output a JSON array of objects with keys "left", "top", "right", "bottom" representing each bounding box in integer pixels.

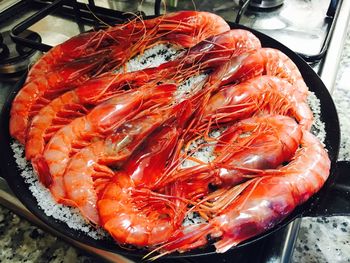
[
  {"left": 0, "top": 30, "right": 42, "bottom": 75},
  {"left": 236, "top": 0, "right": 284, "bottom": 24}
]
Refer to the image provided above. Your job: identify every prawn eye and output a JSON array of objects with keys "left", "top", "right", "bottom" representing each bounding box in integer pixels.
[
  {"left": 208, "top": 183, "right": 218, "bottom": 191},
  {"left": 282, "top": 161, "right": 290, "bottom": 166},
  {"left": 123, "top": 84, "right": 131, "bottom": 91}
]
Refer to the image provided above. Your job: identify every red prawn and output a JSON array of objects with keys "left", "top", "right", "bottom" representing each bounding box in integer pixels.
[
  {"left": 62, "top": 101, "right": 192, "bottom": 224},
  {"left": 149, "top": 130, "right": 330, "bottom": 257},
  {"left": 33, "top": 83, "right": 176, "bottom": 201}
]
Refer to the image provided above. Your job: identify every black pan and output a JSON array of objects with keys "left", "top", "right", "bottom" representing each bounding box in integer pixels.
[{"left": 0, "top": 21, "right": 349, "bottom": 260}]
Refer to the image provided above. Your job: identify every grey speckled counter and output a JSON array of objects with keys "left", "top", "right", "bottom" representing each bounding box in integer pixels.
[
  {"left": 1, "top": 20, "right": 350, "bottom": 263},
  {"left": 292, "top": 217, "right": 350, "bottom": 263},
  {"left": 291, "top": 21, "right": 350, "bottom": 263},
  {"left": 0, "top": 205, "right": 105, "bottom": 263}
]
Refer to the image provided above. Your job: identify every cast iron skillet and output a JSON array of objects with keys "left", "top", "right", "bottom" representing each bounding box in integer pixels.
[{"left": 0, "top": 21, "right": 349, "bottom": 259}]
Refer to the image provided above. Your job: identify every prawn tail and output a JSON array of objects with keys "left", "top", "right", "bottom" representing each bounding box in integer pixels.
[
  {"left": 146, "top": 223, "right": 213, "bottom": 260},
  {"left": 75, "top": 201, "right": 101, "bottom": 226},
  {"left": 164, "top": 224, "right": 212, "bottom": 252},
  {"left": 32, "top": 155, "right": 74, "bottom": 207},
  {"left": 31, "top": 155, "right": 52, "bottom": 188},
  {"left": 214, "top": 237, "right": 240, "bottom": 253}
]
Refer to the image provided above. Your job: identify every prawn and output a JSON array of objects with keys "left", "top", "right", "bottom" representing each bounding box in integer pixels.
[
  {"left": 214, "top": 48, "right": 308, "bottom": 101},
  {"left": 33, "top": 83, "right": 176, "bottom": 200},
  {"left": 25, "top": 70, "right": 152, "bottom": 160},
  {"left": 10, "top": 52, "right": 109, "bottom": 144},
  {"left": 164, "top": 29, "right": 261, "bottom": 76},
  {"left": 200, "top": 76, "right": 313, "bottom": 130},
  {"left": 97, "top": 173, "right": 187, "bottom": 247},
  {"left": 123, "top": 126, "right": 181, "bottom": 189},
  {"left": 62, "top": 101, "right": 192, "bottom": 224},
  {"left": 151, "top": 130, "right": 330, "bottom": 256}
]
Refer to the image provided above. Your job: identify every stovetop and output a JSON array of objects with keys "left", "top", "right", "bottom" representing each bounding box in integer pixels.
[
  {"left": 0, "top": 0, "right": 349, "bottom": 262},
  {"left": 153, "top": 0, "right": 333, "bottom": 58}
]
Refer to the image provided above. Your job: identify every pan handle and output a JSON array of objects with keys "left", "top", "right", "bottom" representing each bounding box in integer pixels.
[{"left": 302, "top": 161, "right": 350, "bottom": 217}]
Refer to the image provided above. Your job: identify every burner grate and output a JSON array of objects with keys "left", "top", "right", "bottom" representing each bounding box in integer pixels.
[
  {"left": 2, "top": 0, "right": 145, "bottom": 52},
  {"left": 0, "top": 30, "right": 41, "bottom": 74}
]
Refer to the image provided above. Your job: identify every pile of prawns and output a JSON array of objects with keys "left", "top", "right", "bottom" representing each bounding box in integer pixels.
[{"left": 10, "top": 11, "right": 330, "bottom": 258}]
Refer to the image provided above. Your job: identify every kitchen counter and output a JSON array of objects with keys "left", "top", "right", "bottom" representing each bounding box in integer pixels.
[
  {"left": 291, "top": 22, "right": 350, "bottom": 263},
  {"left": 1, "top": 23, "right": 350, "bottom": 263},
  {"left": 0, "top": 208, "right": 103, "bottom": 262}
]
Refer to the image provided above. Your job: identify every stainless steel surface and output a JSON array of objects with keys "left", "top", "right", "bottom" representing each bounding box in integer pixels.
[
  {"left": 249, "top": 0, "right": 284, "bottom": 9},
  {"left": 0, "top": 80, "right": 14, "bottom": 103},
  {"left": 279, "top": 219, "right": 302, "bottom": 263},
  {"left": 28, "top": 15, "right": 91, "bottom": 46},
  {"left": 0, "top": 0, "right": 21, "bottom": 13},
  {"left": 320, "top": 0, "right": 350, "bottom": 93},
  {"left": 231, "top": 0, "right": 330, "bottom": 56},
  {"left": 0, "top": 10, "right": 36, "bottom": 32},
  {"left": 152, "top": 0, "right": 331, "bottom": 56},
  {"left": 105, "top": 0, "right": 139, "bottom": 12}
]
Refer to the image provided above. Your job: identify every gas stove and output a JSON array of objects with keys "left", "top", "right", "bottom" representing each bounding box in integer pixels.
[{"left": 0, "top": 1, "right": 349, "bottom": 262}]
